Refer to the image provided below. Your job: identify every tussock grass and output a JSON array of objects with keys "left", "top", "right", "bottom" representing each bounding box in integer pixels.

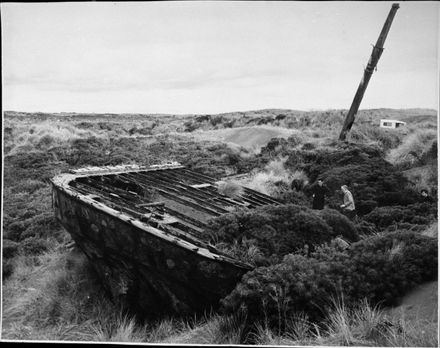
[
  {"left": 348, "top": 123, "right": 404, "bottom": 150},
  {"left": 162, "top": 312, "right": 247, "bottom": 344},
  {"left": 214, "top": 237, "right": 264, "bottom": 266},
  {"left": 243, "top": 157, "right": 297, "bottom": 196},
  {"left": 387, "top": 129, "right": 437, "bottom": 167},
  {"left": 6, "top": 122, "right": 101, "bottom": 155},
  {"left": 245, "top": 297, "right": 438, "bottom": 347},
  {"left": 422, "top": 222, "right": 438, "bottom": 238},
  {"left": 147, "top": 317, "right": 188, "bottom": 343},
  {"left": 91, "top": 314, "right": 148, "bottom": 342},
  {"left": 382, "top": 318, "right": 438, "bottom": 347},
  {"left": 2, "top": 248, "right": 118, "bottom": 341},
  {"left": 217, "top": 180, "right": 244, "bottom": 198}
]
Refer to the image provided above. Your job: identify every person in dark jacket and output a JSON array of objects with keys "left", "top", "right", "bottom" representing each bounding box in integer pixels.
[{"left": 311, "top": 179, "right": 328, "bottom": 210}]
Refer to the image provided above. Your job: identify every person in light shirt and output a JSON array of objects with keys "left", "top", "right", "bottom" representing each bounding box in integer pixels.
[{"left": 340, "top": 185, "right": 356, "bottom": 220}]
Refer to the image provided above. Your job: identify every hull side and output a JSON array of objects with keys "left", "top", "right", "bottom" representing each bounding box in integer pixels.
[{"left": 53, "top": 187, "right": 249, "bottom": 316}]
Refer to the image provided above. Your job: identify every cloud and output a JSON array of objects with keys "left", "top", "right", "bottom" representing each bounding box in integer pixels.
[{"left": 2, "top": 2, "right": 438, "bottom": 113}]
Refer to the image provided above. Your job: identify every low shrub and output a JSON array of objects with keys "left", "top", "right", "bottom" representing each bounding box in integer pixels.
[
  {"left": 5, "top": 213, "right": 59, "bottom": 241},
  {"left": 284, "top": 144, "right": 419, "bottom": 214},
  {"left": 36, "top": 134, "right": 55, "bottom": 149},
  {"left": 5, "top": 220, "right": 27, "bottom": 241},
  {"left": 222, "top": 231, "right": 437, "bottom": 331},
  {"left": 98, "top": 122, "right": 114, "bottom": 131},
  {"left": 2, "top": 260, "right": 14, "bottom": 280},
  {"left": 277, "top": 190, "right": 309, "bottom": 206},
  {"left": 3, "top": 239, "right": 19, "bottom": 259},
  {"left": 76, "top": 121, "right": 94, "bottom": 129},
  {"left": 16, "top": 179, "right": 47, "bottom": 194},
  {"left": 364, "top": 202, "right": 437, "bottom": 229},
  {"left": 6, "top": 151, "right": 55, "bottom": 170},
  {"left": 208, "top": 204, "right": 333, "bottom": 262},
  {"left": 19, "top": 237, "right": 50, "bottom": 256},
  {"left": 341, "top": 231, "right": 437, "bottom": 306},
  {"left": 354, "top": 220, "right": 378, "bottom": 236},
  {"left": 316, "top": 209, "right": 359, "bottom": 242},
  {"left": 184, "top": 121, "right": 199, "bottom": 132},
  {"left": 301, "top": 143, "right": 316, "bottom": 150},
  {"left": 376, "top": 189, "right": 419, "bottom": 207},
  {"left": 221, "top": 253, "right": 336, "bottom": 327},
  {"left": 261, "top": 138, "right": 289, "bottom": 155},
  {"left": 355, "top": 199, "right": 378, "bottom": 215},
  {"left": 209, "top": 204, "right": 361, "bottom": 264},
  {"left": 289, "top": 170, "right": 309, "bottom": 191}
]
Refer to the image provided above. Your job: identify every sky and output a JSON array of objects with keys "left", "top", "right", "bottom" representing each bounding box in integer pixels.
[{"left": 1, "top": 1, "right": 439, "bottom": 114}]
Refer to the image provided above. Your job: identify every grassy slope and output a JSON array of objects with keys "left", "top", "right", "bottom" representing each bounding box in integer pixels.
[{"left": 386, "top": 281, "right": 438, "bottom": 323}]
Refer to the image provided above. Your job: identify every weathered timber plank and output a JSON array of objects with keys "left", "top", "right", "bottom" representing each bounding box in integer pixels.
[{"left": 122, "top": 173, "right": 229, "bottom": 215}]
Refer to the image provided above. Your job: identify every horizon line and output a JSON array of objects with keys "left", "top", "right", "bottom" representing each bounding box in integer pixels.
[{"left": 3, "top": 107, "right": 438, "bottom": 117}]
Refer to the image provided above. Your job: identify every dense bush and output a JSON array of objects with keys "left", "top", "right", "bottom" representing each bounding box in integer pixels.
[
  {"left": 15, "top": 179, "right": 47, "bottom": 194},
  {"left": 222, "top": 231, "right": 437, "bottom": 330},
  {"left": 376, "top": 189, "right": 419, "bottom": 206},
  {"left": 19, "top": 237, "right": 50, "bottom": 256},
  {"left": 4, "top": 111, "right": 437, "bottom": 338},
  {"left": 208, "top": 204, "right": 333, "bottom": 262},
  {"left": 6, "top": 151, "right": 55, "bottom": 170},
  {"left": 76, "top": 121, "right": 94, "bottom": 129},
  {"left": 316, "top": 208, "right": 359, "bottom": 241},
  {"left": 67, "top": 137, "right": 111, "bottom": 166},
  {"left": 36, "top": 134, "right": 55, "bottom": 149},
  {"left": 277, "top": 190, "right": 309, "bottom": 206},
  {"left": 364, "top": 202, "right": 437, "bottom": 229},
  {"left": 284, "top": 144, "right": 421, "bottom": 214},
  {"left": 261, "top": 138, "right": 289, "bottom": 155},
  {"left": 354, "top": 220, "right": 378, "bottom": 235},
  {"left": 129, "top": 126, "right": 153, "bottom": 135},
  {"left": 221, "top": 253, "right": 336, "bottom": 327},
  {"left": 341, "top": 231, "right": 438, "bottom": 306},
  {"left": 355, "top": 199, "right": 378, "bottom": 215},
  {"left": 208, "top": 204, "right": 361, "bottom": 263},
  {"left": 4, "top": 212, "right": 59, "bottom": 242},
  {"left": 2, "top": 260, "right": 14, "bottom": 280},
  {"left": 183, "top": 143, "right": 262, "bottom": 177},
  {"left": 3, "top": 239, "right": 19, "bottom": 259},
  {"left": 5, "top": 220, "right": 28, "bottom": 241}
]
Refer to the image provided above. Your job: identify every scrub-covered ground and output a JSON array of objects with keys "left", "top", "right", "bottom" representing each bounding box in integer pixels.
[{"left": 2, "top": 108, "right": 438, "bottom": 345}]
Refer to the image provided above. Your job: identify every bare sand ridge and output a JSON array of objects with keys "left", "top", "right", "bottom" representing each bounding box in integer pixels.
[{"left": 191, "top": 126, "right": 297, "bottom": 150}]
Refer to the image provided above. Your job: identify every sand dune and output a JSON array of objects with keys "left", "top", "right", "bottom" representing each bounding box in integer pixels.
[{"left": 191, "top": 126, "right": 298, "bottom": 150}]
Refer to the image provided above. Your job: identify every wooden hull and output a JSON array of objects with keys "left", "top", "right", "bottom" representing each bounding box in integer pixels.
[{"left": 51, "top": 164, "right": 277, "bottom": 317}]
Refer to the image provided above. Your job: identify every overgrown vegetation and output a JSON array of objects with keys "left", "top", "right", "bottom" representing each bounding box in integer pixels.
[
  {"left": 2, "top": 108, "right": 437, "bottom": 345},
  {"left": 207, "top": 204, "right": 359, "bottom": 265},
  {"left": 221, "top": 232, "right": 437, "bottom": 328}
]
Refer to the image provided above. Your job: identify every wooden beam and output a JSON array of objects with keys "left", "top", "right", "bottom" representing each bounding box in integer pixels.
[{"left": 339, "top": 3, "right": 399, "bottom": 141}]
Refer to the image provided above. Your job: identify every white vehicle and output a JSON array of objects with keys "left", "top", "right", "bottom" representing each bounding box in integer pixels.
[{"left": 379, "top": 119, "right": 407, "bottom": 129}]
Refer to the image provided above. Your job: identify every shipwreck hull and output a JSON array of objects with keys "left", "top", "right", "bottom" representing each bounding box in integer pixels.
[{"left": 51, "top": 164, "right": 279, "bottom": 316}]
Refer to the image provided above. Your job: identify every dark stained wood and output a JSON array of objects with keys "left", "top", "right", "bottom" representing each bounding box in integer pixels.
[{"left": 339, "top": 3, "right": 400, "bottom": 141}]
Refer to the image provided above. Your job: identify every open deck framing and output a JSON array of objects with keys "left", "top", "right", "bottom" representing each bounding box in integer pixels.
[{"left": 51, "top": 163, "right": 280, "bottom": 316}]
